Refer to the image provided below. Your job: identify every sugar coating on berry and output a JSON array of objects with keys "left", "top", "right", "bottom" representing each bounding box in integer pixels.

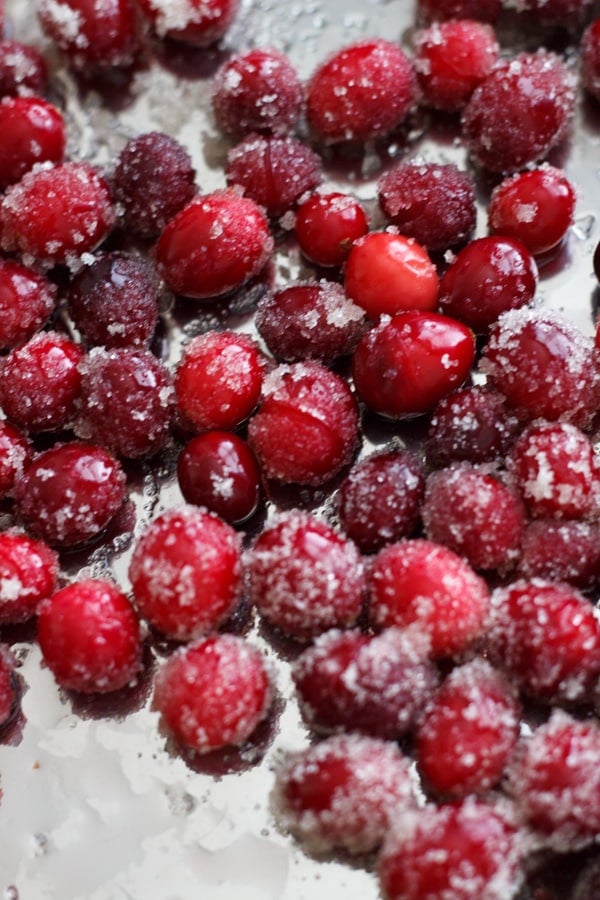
[
  {"left": 0, "top": 420, "right": 30, "bottom": 498},
  {"left": 517, "top": 519, "right": 600, "bottom": 591},
  {"left": 0, "top": 530, "right": 59, "bottom": 624},
  {"left": 136, "top": 0, "right": 239, "bottom": 46},
  {"left": 0, "top": 258, "right": 56, "bottom": 350},
  {"left": 0, "top": 40, "right": 48, "bottom": 97},
  {"left": 39, "top": 0, "right": 140, "bottom": 70}
]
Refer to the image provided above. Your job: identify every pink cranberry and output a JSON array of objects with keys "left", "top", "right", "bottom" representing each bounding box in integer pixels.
[
  {"left": 0, "top": 420, "right": 31, "bottom": 498},
  {"left": 38, "top": 578, "right": 141, "bottom": 694},
  {"left": 128, "top": 505, "right": 242, "bottom": 641},
  {"left": 306, "top": 39, "right": 417, "bottom": 144},
  {"left": 0, "top": 96, "right": 66, "bottom": 189},
  {"left": 416, "top": 0, "right": 502, "bottom": 22},
  {"left": 0, "top": 40, "right": 48, "bottom": 97},
  {"left": 153, "top": 634, "right": 271, "bottom": 753},
  {"left": 352, "top": 311, "right": 475, "bottom": 419},
  {"left": 582, "top": 18, "right": 600, "bottom": 102},
  {"left": 247, "top": 361, "right": 359, "bottom": 486},
  {"left": 135, "top": 0, "right": 239, "bottom": 47},
  {"left": 0, "top": 530, "right": 59, "bottom": 624},
  {"left": 294, "top": 192, "right": 368, "bottom": 268},
  {"left": 246, "top": 511, "right": 365, "bottom": 641},
  {"left": 14, "top": 441, "right": 126, "bottom": 548},
  {"left": 517, "top": 519, "right": 600, "bottom": 591},
  {"left": 0, "top": 258, "right": 56, "bottom": 350},
  {"left": 155, "top": 190, "right": 273, "bottom": 300},
  {"left": 38, "top": 0, "right": 140, "bottom": 70}
]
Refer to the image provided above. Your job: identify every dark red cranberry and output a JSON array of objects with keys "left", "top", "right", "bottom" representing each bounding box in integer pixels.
[
  {"left": 0, "top": 646, "right": 16, "bottom": 727},
  {"left": 337, "top": 448, "right": 425, "bottom": 554},
  {"left": 154, "top": 634, "right": 271, "bottom": 752},
  {"left": 520, "top": 0, "right": 594, "bottom": 27},
  {"left": 211, "top": 48, "right": 303, "bottom": 138},
  {"left": 352, "top": 311, "right": 475, "bottom": 419},
  {"left": 306, "top": 39, "right": 417, "bottom": 144},
  {"left": 135, "top": 0, "right": 239, "bottom": 47},
  {"left": 247, "top": 361, "right": 359, "bottom": 486},
  {"left": 571, "top": 854, "right": 600, "bottom": 900},
  {"left": 0, "top": 530, "right": 59, "bottom": 624},
  {"left": 438, "top": 236, "right": 538, "bottom": 334},
  {"left": 225, "top": 134, "right": 322, "bottom": 218},
  {"left": 582, "top": 18, "right": 600, "bottom": 102},
  {"left": 377, "top": 161, "right": 476, "bottom": 252},
  {"left": 114, "top": 132, "right": 196, "bottom": 240},
  {"left": 256, "top": 281, "right": 367, "bottom": 363},
  {"left": 155, "top": 190, "right": 273, "bottom": 300},
  {"left": 0, "top": 420, "right": 31, "bottom": 498},
  {"left": 0, "top": 40, "right": 48, "bottom": 97},
  {"left": 177, "top": 431, "right": 261, "bottom": 524},
  {"left": 246, "top": 511, "right": 365, "bottom": 640},
  {"left": 294, "top": 192, "right": 368, "bottom": 268},
  {"left": 0, "top": 258, "right": 56, "bottom": 350},
  {"left": 0, "top": 331, "right": 83, "bottom": 433},
  {"left": 462, "top": 51, "right": 577, "bottom": 172},
  {"left": 14, "top": 441, "right": 127, "bottom": 548},
  {"left": 517, "top": 519, "right": 600, "bottom": 592},
  {"left": 417, "top": 0, "right": 502, "bottom": 22},
  {"left": 0, "top": 96, "right": 66, "bottom": 189},
  {"left": 38, "top": 0, "right": 140, "bottom": 70}
]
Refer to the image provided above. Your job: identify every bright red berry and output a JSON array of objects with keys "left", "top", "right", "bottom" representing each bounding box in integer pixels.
[
  {"left": 517, "top": 519, "right": 600, "bottom": 592},
  {"left": 0, "top": 96, "right": 66, "bottom": 189},
  {"left": 0, "top": 258, "right": 56, "bottom": 350},
  {"left": 135, "top": 0, "right": 239, "bottom": 47},
  {"left": 294, "top": 192, "right": 368, "bottom": 268},
  {"left": 0, "top": 420, "right": 31, "bottom": 498},
  {"left": 0, "top": 530, "right": 59, "bottom": 624},
  {"left": 39, "top": 0, "right": 140, "bottom": 70}
]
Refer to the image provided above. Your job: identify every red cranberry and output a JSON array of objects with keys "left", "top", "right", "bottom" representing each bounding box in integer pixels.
[
  {"left": 114, "top": 132, "right": 196, "bottom": 240},
  {"left": 0, "top": 420, "right": 31, "bottom": 498},
  {"left": 0, "top": 258, "right": 56, "bottom": 350},
  {"left": 274, "top": 734, "right": 416, "bottom": 855},
  {"left": 247, "top": 361, "right": 359, "bottom": 486},
  {"left": 175, "top": 330, "right": 265, "bottom": 432},
  {"left": 517, "top": 519, "right": 600, "bottom": 591},
  {"left": 0, "top": 646, "right": 16, "bottom": 727},
  {"left": 487, "top": 579, "right": 600, "bottom": 705},
  {"left": 0, "top": 96, "right": 66, "bottom": 189},
  {"left": 153, "top": 634, "right": 271, "bottom": 753},
  {"left": 155, "top": 190, "right": 273, "bottom": 300},
  {"left": 211, "top": 48, "right": 303, "bottom": 138},
  {"left": 378, "top": 798, "right": 524, "bottom": 900},
  {"left": 337, "top": 448, "right": 425, "bottom": 554},
  {"left": 368, "top": 538, "right": 490, "bottom": 658},
  {"left": 0, "top": 530, "right": 59, "bottom": 624},
  {"left": 462, "top": 50, "right": 577, "bottom": 172},
  {"left": 293, "top": 627, "right": 438, "bottom": 739},
  {"left": 14, "top": 441, "right": 126, "bottom": 548},
  {"left": 352, "top": 311, "right": 476, "bottom": 419},
  {"left": 2, "top": 161, "right": 115, "bottom": 266},
  {"left": 413, "top": 19, "right": 499, "bottom": 112},
  {"left": 128, "top": 505, "right": 242, "bottom": 641},
  {"left": 0, "top": 40, "right": 48, "bottom": 97},
  {"left": 38, "top": 578, "right": 141, "bottom": 694},
  {"left": 0, "top": 331, "right": 83, "bottom": 433},
  {"left": 488, "top": 165, "right": 576, "bottom": 257},
  {"left": 417, "top": 0, "right": 502, "bottom": 22},
  {"left": 294, "top": 192, "right": 368, "bottom": 268},
  {"left": 135, "top": 0, "right": 239, "bottom": 47},
  {"left": 225, "top": 133, "right": 322, "bottom": 219},
  {"left": 520, "top": 0, "right": 594, "bottom": 27},
  {"left": 480, "top": 308, "right": 600, "bottom": 430},
  {"left": 246, "top": 510, "right": 365, "bottom": 641},
  {"left": 582, "top": 18, "right": 600, "bottom": 102},
  {"left": 38, "top": 0, "right": 140, "bottom": 70},
  {"left": 255, "top": 281, "right": 367, "bottom": 363},
  {"left": 344, "top": 232, "right": 439, "bottom": 319},
  {"left": 377, "top": 161, "right": 476, "bottom": 252},
  {"left": 306, "top": 39, "right": 417, "bottom": 144},
  {"left": 438, "top": 236, "right": 538, "bottom": 334},
  {"left": 416, "top": 658, "right": 520, "bottom": 798},
  {"left": 177, "top": 431, "right": 261, "bottom": 524}
]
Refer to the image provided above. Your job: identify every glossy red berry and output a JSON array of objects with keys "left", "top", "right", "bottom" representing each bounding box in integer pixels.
[
  {"left": 517, "top": 519, "right": 600, "bottom": 592},
  {"left": 0, "top": 258, "right": 56, "bottom": 350},
  {"left": 417, "top": 0, "right": 502, "bottom": 22},
  {"left": 0, "top": 530, "right": 59, "bottom": 624},
  {"left": 0, "top": 420, "right": 31, "bottom": 498},
  {"left": 38, "top": 0, "right": 140, "bottom": 70},
  {"left": 0, "top": 40, "right": 48, "bottom": 97},
  {"left": 582, "top": 18, "right": 600, "bottom": 102},
  {"left": 135, "top": 0, "right": 239, "bottom": 47},
  {"left": 0, "top": 96, "right": 66, "bottom": 189},
  {"left": 294, "top": 192, "right": 368, "bottom": 268}
]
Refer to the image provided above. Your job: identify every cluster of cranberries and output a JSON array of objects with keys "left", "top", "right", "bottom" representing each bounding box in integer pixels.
[{"left": 0, "top": 0, "right": 600, "bottom": 897}]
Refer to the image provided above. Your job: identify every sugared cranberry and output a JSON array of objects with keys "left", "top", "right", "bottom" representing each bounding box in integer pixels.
[
  {"left": 113, "top": 132, "right": 196, "bottom": 240},
  {"left": 0, "top": 258, "right": 56, "bottom": 350},
  {"left": 352, "top": 311, "right": 476, "bottom": 419},
  {"left": 438, "top": 236, "right": 538, "bottom": 334},
  {"left": 517, "top": 519, "right": 600, "bottom": 592},
  {"left": 175, "top": 331, "right": 265, "bottom": 432},
  {"left": 462, "top": 50, "right": 576, "bottom": 172},
  {"left": 66, "top": 252, "right": 160, "bottom": 348},
  {"left": 0, "top": 530, "right": 59, "bottom": 624},
  {"left": 274, "top": 734, "right": 416, "bottom": 855},
  {"left": 417, "top": 0, "right": 502, "bottom": 22},
  {"left": 293, "top": 627, "right": 438, "bottom": 739},
  {"left": 416, "top": 658, "right": 520, "bottom": 798},
  {"left": 337, "top": 448, "right": 425, "bottom": 554},
  {"left": 306, "top": 39, "right": 417, "bottom": 144},
  {"left": 153, "top": 634, "right": 271, "bottom": 753},
  {"left": 413, "top": 19, "right": 499, "bottom": 112},
  {"left": 38, "top": 0, "right": 140, "bottom": 70},
  {"left": 0, "top": 646, "right": 16, "bottom": 727},
  {"left": 128, "top": 505, "right": 241, "bottom": 641},
  {"left": 487, "top": 579, "right": 600, "bottom": 705},
  {"left": 247, "top": 361, "right": 359, "bottom": 486},
  {"left": 246, "top": 510, "right": 365, "bottom": 641},
  {"left": 177, "top": 431, "right": 261, "bottom": 524},
  {"left": 211, "top": 48, "right": 303, "bottom": 138},
  {"left": 38, "top": 578, "right": 141, "bottom": 694},
  {"left": 488, "top": 165, "right": 576, "bottom": 257},
  {"left": 368, "top": 538, "right": 489, "bottom": 658},
  {"left": 225, "top": 133, "right": 322, "bottom": 218},
  {"left": 2, "top": 161, "right": 115, "bottom": 266},
  {"left": 256, "top": 281, "right": 366, "bottom": 363},
  {"left": 378, "top": 798, "right": 524, "bottom": 900},
  {"left": 377, "top": 161, "right": 476, "bottom": 252},
  {"left": 0, "top": 331, "right": 83, "bottom": 433},
  {"left": 0, "top": 96, "right": 66, "bottom": 189},
  {"left": 294, "top": 192, "right": 368, "bottom": 268},
  {"left": 344, "top": 232, "right": 439, "bottom": 319},
  {"left": 135, "top": 0, "right": 239, "bottom": 47},
  {"left": 155, "top": 190, "right": 273, "bottom": 300},
  {"left": 582, "top": 19, "right": 600, "bottom": 102},
  {"left": 480, "top": 308, "right": 600, "bottom": 430},
  {"left": 0, "top": 40, "right": 48, "bottom": 97},
  {"left": 14, "top": 441, "right": 126, "bottom": 548},
  {"left": 0, "top": 420, "right": 30, "bottom": 498}
]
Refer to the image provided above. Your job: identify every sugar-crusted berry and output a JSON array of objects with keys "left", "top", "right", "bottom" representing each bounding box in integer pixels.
[
  {"left": 0, "top": 96, "right": 66, "bottom": 190},
  {"left": 0, "top": 258, "right": 56, "bottom": 350},
  {"left": 0, "top": 40, "right": 48, "bottom": 97},
  {"left": 135, "top": 0, "right": 239, "bottom": 47},
  {"left": 39, "top": 0, "right": 140, "bottom": 70},
  {"left": 0, "top": 420, "right": 30, "bottom": 498},
  {"left": 0, "top": 530, "right": 59, "bottom": 624},
  {"left": 294, "top": 192, "right": 368, "bottom": 268},
  {"left": 517, "top": 519, "right": 600, "bottom": 591}
]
